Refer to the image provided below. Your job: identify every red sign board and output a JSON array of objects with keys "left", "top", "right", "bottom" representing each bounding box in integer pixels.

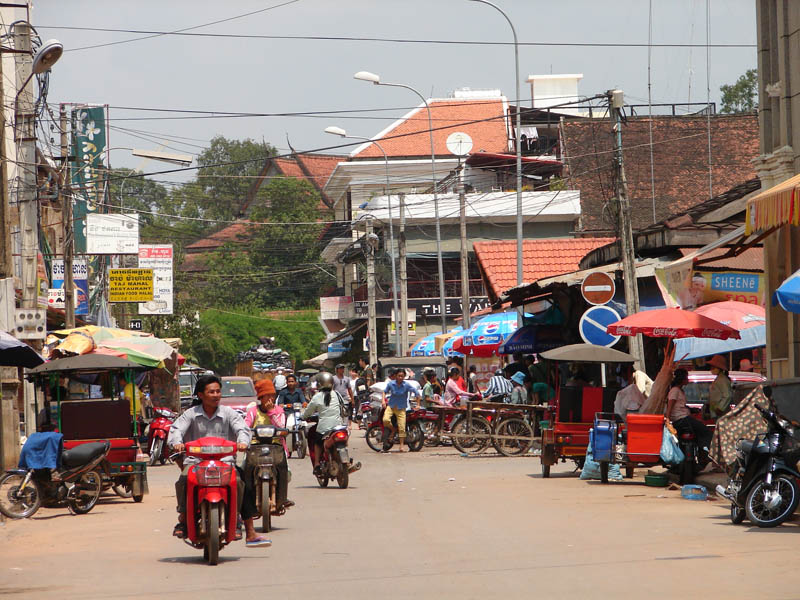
[{"left": 581, "top": 272, "right": 615, "bottom": 305}]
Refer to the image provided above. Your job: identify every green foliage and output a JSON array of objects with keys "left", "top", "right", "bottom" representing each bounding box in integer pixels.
[
  {"left": 720, "top": 69, "right": 758, "bottom": 114},
  {"left": 186, "top": 308, "right": 324, "bottom": 375}
]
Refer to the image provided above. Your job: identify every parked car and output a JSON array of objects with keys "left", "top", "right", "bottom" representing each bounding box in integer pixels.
[
  {"left": 684, "top": 370, "right": 766, "bottom": 414},
  {"left": 219, "top": 376, "right": 258, "bottom": 415}
]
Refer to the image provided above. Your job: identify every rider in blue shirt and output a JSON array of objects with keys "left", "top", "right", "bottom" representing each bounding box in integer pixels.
[{"left": 382, "top": 369, "right": 421, "bottom": 453}]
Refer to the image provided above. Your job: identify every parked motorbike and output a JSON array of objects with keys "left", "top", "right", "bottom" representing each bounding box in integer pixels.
[
  {"left": 249, "top": 424, "right": 292, "bottom": 533},
  {"left": 147, "top": 406, "right": 176, "bottom": 466},
  {"left": 717, "top": 402, "right": 800, "bottom": 527},
  {"left": 0, "top": 437, "right": 110, "bottom": 518},
  {"left": 284, "top": 402, "right": 308, "bottom": 459},
  {"left": 178, "top": 437, "right": 239, "bottom": 565},
  {"left": 316, "top": 425, "right": 360, "bottom": 489},
  {"left": 365, "top": 406, "right": 426, "bottom": 452}
]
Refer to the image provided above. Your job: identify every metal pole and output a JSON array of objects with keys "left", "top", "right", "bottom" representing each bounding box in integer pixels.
[
  {"left": 14, "top": 24, "right": 37, "bottom": 310},
  {"left": 380, "top": 82, "right": 447, "bottom": 333},
  {"left": 349, "top": 136, "right": 400, "bottom": 356},
  {"left": 470, "top": 0, "right": 522, "bottom": 287},
  {"left": 458, "top": 164, "right": 471, "bottom": 332},
  {"left": 365, "top": 218, "right": 378, "bottom": 366},
  {"left": 0, "top": 48, "right": 10, "bottom": 279},
  {"left": 608, "top": 90, "right": 645, "bottom": 370},
  {"left": 398, "top": 193, "right": 409, "bottom": 355},
  {"left": 61, "top": 104, "right": 75, "bottom": 328}
]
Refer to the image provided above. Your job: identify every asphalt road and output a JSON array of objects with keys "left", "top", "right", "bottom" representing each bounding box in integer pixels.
[{"left": 1, "top": 434, "right": 798, "bottom": 599}]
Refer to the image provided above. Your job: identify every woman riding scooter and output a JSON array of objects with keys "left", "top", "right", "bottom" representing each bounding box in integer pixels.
[{"left": 302, "top": 372, "right": 348, "bottom": 476}]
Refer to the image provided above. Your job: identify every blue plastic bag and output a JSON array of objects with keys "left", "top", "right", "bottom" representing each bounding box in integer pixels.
[
  {"left": 659, "top": 426, "right": 685, "bottom": 465},
  {"left": 580, "top": 429, "right": 622, "bottom": 480}
]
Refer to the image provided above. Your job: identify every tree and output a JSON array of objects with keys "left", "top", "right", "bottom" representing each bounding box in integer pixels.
[
  {"left": 195, "top": 136, "right": 277, "bottom": 221},
  {"left": 720, "top": 69, "right": 758, "bottom": 114}
]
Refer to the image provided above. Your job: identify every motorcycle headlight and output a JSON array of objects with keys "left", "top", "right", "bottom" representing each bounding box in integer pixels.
[
  {"left": 293, "top": 402, "right": 302, "bottom": 410},
  {"left": 194, "top": 463, "right": 233, "bottom": 486},
  {"left": 256, "top": 425, "right": 276, "bottom": 438}
]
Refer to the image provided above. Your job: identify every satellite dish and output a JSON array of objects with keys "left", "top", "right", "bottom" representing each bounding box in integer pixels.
[{"left": 446, "top": 132, "right": 473, "bottom": 157}]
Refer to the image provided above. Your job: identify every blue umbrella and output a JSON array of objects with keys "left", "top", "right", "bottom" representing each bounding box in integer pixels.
[
  {"left": 441, "top": 330, "right": 466, "bottom": 358},
  {"left": 410, "top": 331, "right": 442, "bottom": 357},
  {"left": 463, "top": 310, "right": 519, "bottom": 348},
  {"left": 498, "top": 324, "right": 567, "bottom": 355},
  {"left": 673, "top": 324, "right": 766, "bottom": 360},
  {"left": 774, "top": 268, "right": 800, "bottom": 313}
]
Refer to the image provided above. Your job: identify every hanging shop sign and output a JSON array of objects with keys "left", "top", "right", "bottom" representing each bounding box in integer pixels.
[
  {"left": 51, "top": 259, "right": 89, "bottom": 315},
  {"left": 86, "top": 213, "right": 139, "bottom": 254},
  {"left": 71, "top": 106, "right": 107, "bottom": 254},
  {"left": 109, "top": 268, "right": 153, "bottom": 303},
  {"left": 138, "top": 244, "right": 173, "bottom": 315}
]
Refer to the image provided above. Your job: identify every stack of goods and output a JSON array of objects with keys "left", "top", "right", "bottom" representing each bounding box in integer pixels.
[{"left": 235, "top": 336, "right": 293, "bottom": 372}]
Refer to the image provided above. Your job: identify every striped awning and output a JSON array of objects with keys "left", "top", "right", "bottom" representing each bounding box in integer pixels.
[{"left": 745, "top": 172, "right": 800, "bottom": 234}]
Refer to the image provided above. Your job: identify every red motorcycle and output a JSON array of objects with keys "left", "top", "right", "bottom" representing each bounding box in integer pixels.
[
  {"left": 147, "top": 407, "right": 176, "bottom": 466},
  {"left": 315, "top": 425, "right": 361, "bottom": 489},
  {"left": 365, "top": 406, "right": 425, "bottom": 452},
  {"left": 180, "top": 437, "right": 239, "bottom": 565}
]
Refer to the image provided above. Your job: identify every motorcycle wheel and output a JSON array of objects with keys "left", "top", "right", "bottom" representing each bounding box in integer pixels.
[
  {"left": 336, "top": 463, "right": 349, "bottom": 489},
  {"left": 745, "top": 475, "right": 800, "bottom": 528},
  {"left": 366, "top": 425, "right": 385, "bottom": 453},
  {"left": 296, "top": 434, "right": 307, "bottom": 460},
  {"left": 148, "top": 438, "right": 162, "bottom": 467},
  {"left": 730, "top": 503, "right": 745, "bottom": 524},
  {"left": 406, "top": 422, "right": 425, "bottom": 452},
  {"left": 420, "top": 421, "right": 440, "bottom": 447},
  {"left": 452, "top": 415, "right": 491, "bottom": 454},
  {"left": 207, "top": 503, "right": 220, "bottom": 565},
  {"left": 112, "top": 484, "right": 132, "bottom": 498},
  {"left": 316, "top": 473, "right": 329, "bottom": 488},
  {"left": 492, "top": 417, "right": 533, "bottom": 457},
  {"left": 0, "top": 472, "right": 41, "bottom": 518},
  {"left": 67, "top": 470, "right": 102, "bottom": 515},
  {"left": 261, "top": 482, "right": 271, "bottom": 533}
]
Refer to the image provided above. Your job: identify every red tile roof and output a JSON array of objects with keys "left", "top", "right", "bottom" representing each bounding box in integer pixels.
[
  {"left": 273, "top": 157, "right": 304, "bottom": 179},
  {"left": 185, "top": 221, "right": 251, "bottom": 251},
  {"left": 296, "top": 154, "right": 342, "bottom": 189},
  {"left": 562, "top": 114, "right": 759, "bottom": 232},
  {"left": 354, "top": 98, "right": 509, "bottom": 159},
  {"left": 679, "top": 246, "right": 763, "bottom": 272},
  {"left": 474, "top": 237, "right": 616, "bottom": 300}
]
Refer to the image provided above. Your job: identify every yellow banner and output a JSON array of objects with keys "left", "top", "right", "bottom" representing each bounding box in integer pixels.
[{"left": 109, "top": 268, "right": 154, "bottom": 303}]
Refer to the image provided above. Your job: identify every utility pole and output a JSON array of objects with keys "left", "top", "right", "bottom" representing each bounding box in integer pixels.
[
  {"left": 398, "top": 193, "right": 409, "bottom": 355},
  {"left": 0, "top": 47, "right": 10, "bottom": 280},
  {"left": 61, "top": 104, "right": 75, "bottom": 328},
  {"left": 14, "top": 23, "right": 37, "bottom": 311},
  {"left": 365, "top": 218, "right": 378, "bottom": 366},
  {"left": 458, "top": 166, "right": 471, "bottom": 333},
  {"left": 608, "top": 90, "right": 645, "bottom": 370}
]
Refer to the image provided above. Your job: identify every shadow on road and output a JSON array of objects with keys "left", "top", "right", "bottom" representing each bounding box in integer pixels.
[{"left": 158, "top": 555, "right": 242, "bottom": 565}]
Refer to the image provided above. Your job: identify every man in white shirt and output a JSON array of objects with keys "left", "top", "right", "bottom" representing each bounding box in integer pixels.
[{"left": 273, "top": 368, "right": 287, "bottom": 393}]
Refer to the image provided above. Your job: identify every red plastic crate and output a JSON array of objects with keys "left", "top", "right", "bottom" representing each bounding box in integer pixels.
[{"left": 626, "top": 413, "right": 664, "bottom": 462}]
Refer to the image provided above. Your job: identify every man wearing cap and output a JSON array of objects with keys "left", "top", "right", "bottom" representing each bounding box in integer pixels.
[
  {"left": 332, "top": 364, "right": 354, "bottom": 426},
  {"left": 707, "top": 354, "right": 732, "bottom": 418}
]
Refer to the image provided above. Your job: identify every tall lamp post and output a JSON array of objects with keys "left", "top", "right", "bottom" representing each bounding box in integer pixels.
[
  {"left": 354, "top": 71, "right": 448, "bottom": 334},
  {"left": 324, "top": 126, "right": 401, "bottom": 356},
  {"left": 468, "top": 0, "right": 523, "bottom": 287}
]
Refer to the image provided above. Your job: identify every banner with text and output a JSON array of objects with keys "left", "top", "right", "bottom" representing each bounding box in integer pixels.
[
  {"left": 71, "top": 106, "right": 107, "bottom": 253},
  {"left": 50, "top": 259, "right": 89, "bottom": 314},
  {"left": 138, "top": 244, "right": 173, "bottom": 315},
  {"left": 109, "top": 268, "right": 153, "bottom": 303}
]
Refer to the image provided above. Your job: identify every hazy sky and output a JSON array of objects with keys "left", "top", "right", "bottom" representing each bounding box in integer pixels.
[{"left": 35, "top": 0, "right": 757, "bottom": 183}]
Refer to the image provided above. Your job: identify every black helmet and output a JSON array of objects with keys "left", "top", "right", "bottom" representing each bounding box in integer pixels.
[
  {"left": 449, "top": 366, "right": 460, "bottom": 377},
  {"left": 494, "top": 369, "right": 504, "bottom": 377}
]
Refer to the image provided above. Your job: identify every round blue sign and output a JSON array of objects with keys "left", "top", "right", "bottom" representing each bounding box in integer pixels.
[{"left": 579, "top": 306, "right": 621, "bottom": 348}]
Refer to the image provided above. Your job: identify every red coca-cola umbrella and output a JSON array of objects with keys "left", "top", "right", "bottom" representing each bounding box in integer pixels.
[{"left": 606, "top": 308, "right": 741, "bottom": 340}]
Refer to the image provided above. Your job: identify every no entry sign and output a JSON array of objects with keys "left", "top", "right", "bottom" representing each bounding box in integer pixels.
[{"left": 581, "top": 272, "right": 615, "bottom": 305}]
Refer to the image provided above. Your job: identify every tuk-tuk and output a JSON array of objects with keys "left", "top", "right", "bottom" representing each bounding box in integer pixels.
[
  {"left": 27, "top": 354, "right": 150, "bottom": 502},
  {"left": 537, "top": 344, "right": 636, "bottom": 478}
]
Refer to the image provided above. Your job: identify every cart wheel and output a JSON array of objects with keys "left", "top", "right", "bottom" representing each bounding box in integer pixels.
[
  {"left": 112, "top": 484, "right": 132, "bottom": 499},
  {"left": 625, "top": 465, "right": 635, "bottom": 479},
  {"left": 600, "top": 462, "right": 609, "bottom": 484},
  {"left": 132, "top": 494, "right": 143, "bottom": 503},
  {"left": 541, "top": 462, "right": 551, "bottom": 478}
]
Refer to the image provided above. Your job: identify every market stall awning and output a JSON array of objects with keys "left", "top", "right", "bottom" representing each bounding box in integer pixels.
[{"left": 745, "top": 172, "right": 800, "bottom": 234}]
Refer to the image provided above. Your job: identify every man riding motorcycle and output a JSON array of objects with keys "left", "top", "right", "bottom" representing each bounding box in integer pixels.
[
  {"left": 302, "top": 372, "right": 348, "bottom": 475},
  {"left": 168, "top": 374, "right": 271, "bottom": 548},
  {"left": 245, "top": 379, "right": 294, "bottom": 511},
  {"left": 277, "top": 374, "right": 305, "bottom": 407}
]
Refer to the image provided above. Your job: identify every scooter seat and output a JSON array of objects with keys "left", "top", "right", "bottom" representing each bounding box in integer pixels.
[
  {"left": 61, "top": 441, "right": 110, "bottom": 468},
  {"left": 679, "top": 432, "right": 696, "bottom": 441}
]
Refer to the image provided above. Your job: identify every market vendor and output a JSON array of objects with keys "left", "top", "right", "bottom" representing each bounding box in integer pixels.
[
  {"left": 613, "top": 367, "right": 645, "bottom": 421},
  {"left": 666, "top": 368, "right": 712, "bottom": 466},
  {"left": 707, "top": 354, "right": 732, "bottom": 418}
]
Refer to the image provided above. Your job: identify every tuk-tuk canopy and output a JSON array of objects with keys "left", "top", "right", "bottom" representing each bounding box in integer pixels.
[
  {"left": 27, "top": 354, "right": 147, "bottom": 376},
  {"left": 540, "top": 343, "right": 635, "bottom": 363}
]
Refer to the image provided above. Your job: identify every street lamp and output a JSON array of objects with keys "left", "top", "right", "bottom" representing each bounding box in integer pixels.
[
  {"left": 354, "top": 70, "right": 448, "bottom": 334},
  {"left": 325, "top": 126, "right": 402, "bottom": 356},
  {"left": 468, "top": 0, "right": 523, "bottom": 287}
]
